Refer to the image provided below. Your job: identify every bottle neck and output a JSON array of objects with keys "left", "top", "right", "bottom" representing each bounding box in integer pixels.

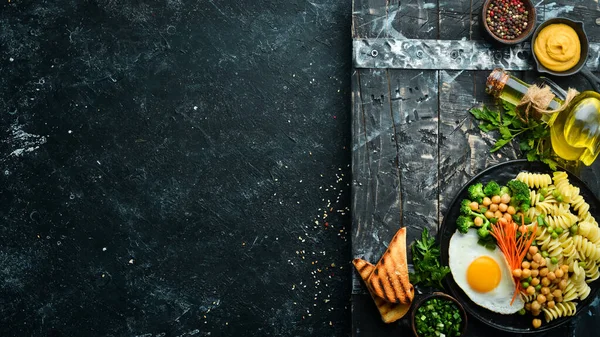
[{"left": 486, "top": 69, "right": 563, "bottom": 111}]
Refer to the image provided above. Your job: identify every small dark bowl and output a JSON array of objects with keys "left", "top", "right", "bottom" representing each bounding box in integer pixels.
[
  {"left": 410, "top": 292, "right": 468, "bottom": 337},
  {"left": 481, "top": 0, "right": 536, "bottom": 45},
  {"left": 531, "top": 17, "right": 589, "bottom": 76}
]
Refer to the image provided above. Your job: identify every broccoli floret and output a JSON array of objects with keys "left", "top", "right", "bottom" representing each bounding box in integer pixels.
[
  {"left": 506, "top": 179, "right": 531, "bottom": 206},
  {"left": 457, "top": 198, "right": 490, "bottom": 233},
  {"left": 468, "top": 183, "right": 485, "bottom": 203},
  {"left": 500, "top": 186, "right": 511, "bottom": 196},
  {"left": 477, "top": 226, "right": 490, "bottom": 239},
  {"left": 457, "top": 215, "right": 475, "bottom": 233},
  {"left": 484, "top": 181, "right": 501, "bottom": 197}
]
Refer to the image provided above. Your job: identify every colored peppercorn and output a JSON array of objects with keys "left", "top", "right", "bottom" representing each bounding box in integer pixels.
[{"left": 486, "top": 0, "right": 529, "bottom": 40}]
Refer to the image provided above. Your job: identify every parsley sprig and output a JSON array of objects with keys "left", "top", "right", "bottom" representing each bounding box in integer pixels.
[
  {"left": 470, "top": 101, "right": 558, "bottom": 170},
  {"left": 409, "top": 228, "right": 450, "bottom": 289}
]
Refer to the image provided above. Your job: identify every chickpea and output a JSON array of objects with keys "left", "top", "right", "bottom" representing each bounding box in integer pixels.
[
  {"left": 522, "top": 268, "right": 532, "bottom": 279},
  {"left": 547, "top": 301, "right": 556, "bottom": 309},
  {"left": 507, "top": 205, "right": 516, "bottom": 215},
  {"left": 498, "top": 217, "right": 508, "bottom": 226},
  {"left": 512, "top": 268, "right": 523, "bottom": 278},
  {"left": 489, "top": 203, "right": 499, "bottom": 212},
  {"left": 482, "top": 197, "right": 492, "bottom": 206},
  {"left": 531, "top": 301, "right": 541, "bottom": 311},
  {"left": 547, "top": 294, "right": 554, "bottom": 302},
  {"left": 526, "top": 286, "right": 536, "bottom": 295},
  {"left": 555, "top": 295, "right": 563, "bottom": 303},
  {"left": 503, "top": 212, "right": 513, "bottom": 221},
  {"left": 531, "top": 269, "right": 539, "bottom": 277},
  {"left": 532, "top": 319, "right": 542, "bottom": 329},
  {"left": 529, "top": 246, "right": 539, "bottom": 255},
  {"left": 531, "top": 261, "right": 540, "bottom": 270},
  {"left": 547, "top": 271, "right": 556, "bottom": 281},
  {"left": 559, "top": 279, "right": 568, "bottom": 290},
  {"left": 494, "top": 210, "right": 503, "bottom": 219},
  {"left": 553, "top": 289, "right": 562, "bottom": 298},
  {"left": 499, "top": 203, "right": 508, "bottom": 212},
  {"left": 539, "top": 268, "right": 549, "bottom": 277},
  {"left": 532, "top": 253, "right": 542, "bottom": 263},
  {"left": 525, "top": 303, "right": 532, "bottom": 311},
  {"left": 470, "top": 201, "right": 479, "bottom": 211},
  {"left": 492, "top": 195, "right": 501, "bottom": 204},
  {"left": 541, "top": 277, "right": 551, "bottom": 287},
  {"left": 561, "top": 264, "right": 569, "bottom": 273},
  {"left": 541, "top": 286, "right": 550, "bottom": 295},
  {"left": 563, "top": 273, "right": 569, "bottom": 281},
  {"left": 537, "top": 294, "right": 547, "bottom": 303},
  {"left": 539, "top": 258, "right": 547, "bottom": 267},
  {"left": 474, "top": 216, "right": 484, "bottom": 227},
  {"left": 555, "top": 269, "right": 564, "bottom": 278},
  {"left": 522, "top": 261, "right": 531, "bottom": 269},
  {"left": 526, "top": 253, "right": 533, "bottom": 260},
  {"left": 501, "top": 194, "right": 511, "bottom": 204},
  {"left": 532, "top": 309, "right": 541, "bottom": 317},
  {"left": 531, "top": 278, "right": 540, "bottom": 286},
  {"left": 485, "top": 211, "right": 495, "bottom": 219}
]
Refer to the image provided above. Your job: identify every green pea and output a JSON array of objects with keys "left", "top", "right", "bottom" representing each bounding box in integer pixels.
[
  {"left": 552, "top": 232, "right": 559, "bottom": 239},
  {"left": 570, "top": 225, "right": 579, "bottom": 236},
  {"left": 547, "top": 227, "right": 554, "bottom": 234},
  {"left": 539, "top": 194, "right": 545, "bottom": 202},
  {"left": 552, "top": 190, "right": 561, "bottom": 198},
  {"left": 540, "top": 188, "right": 548, "bottom": 196},
  {"left": 522, "top": 281, "right": 530, "bottom": 288},
  {"left": 518, "top": 308, "right": 526, "bottom": 315},
  {"left": 551, "top": 257, "right": 559, "bottom": 264},
  {"left": 555, "top": 227, "right": 564, "bottom": 235},
  {"left": 535, "top": 284, "right": 542, "bottom": 291},
  {"left": 531, "top": 240, "right": 537, "bottom": 246},
  {"left": 557, "top": 196, "right": 564, "bottom": 202},
  {"left": 527, "top": 276, "right": 532, "bottom": 282},
  {"left": 579, "top": 261, "right": 586, "bottom": 268},
  {"left": 542, "top": 251, "right": 549, "bottom": 258}
]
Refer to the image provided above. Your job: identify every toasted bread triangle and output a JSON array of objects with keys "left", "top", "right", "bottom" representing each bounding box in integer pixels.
[
  {"left": 353, "top": 258, "right": 412, "bottom": 323},
  {"left": 367, "top": 227, "right": 414, "bottom": 304}
]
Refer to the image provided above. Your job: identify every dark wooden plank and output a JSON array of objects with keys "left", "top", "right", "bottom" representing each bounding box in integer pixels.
[
  {"left": 439, "top": 0, "right": 472, "bottom": 40},
  {"left": 390, "top": 0, "right": 439, "bottom": 39},
  {"left": 352, "top": 0, "right": 391, "bottom": 39},
  {"left": 389, "top": 69, "right": 439, "bottom": 235},
  {"left": 351, "top": 68, "right": 402, "bottom": 265}
]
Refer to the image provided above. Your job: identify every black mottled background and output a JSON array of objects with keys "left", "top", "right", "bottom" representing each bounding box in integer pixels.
[{"left": 0, "top": 1, "right": 352, "bottom": 336}]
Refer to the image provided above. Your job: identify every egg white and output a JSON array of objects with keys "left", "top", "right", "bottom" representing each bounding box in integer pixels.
[{"left": 449, "top": 230, "right": 524, "bottom": 314}]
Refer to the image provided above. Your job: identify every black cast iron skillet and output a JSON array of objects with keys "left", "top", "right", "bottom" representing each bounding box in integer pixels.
[{"left": 531, "top": 17, "right": 600, "bottom": 93}]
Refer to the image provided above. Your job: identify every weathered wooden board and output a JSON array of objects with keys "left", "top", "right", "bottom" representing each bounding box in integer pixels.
[{"left": 352, "top": 1, "right": 600, "bottom": 336}]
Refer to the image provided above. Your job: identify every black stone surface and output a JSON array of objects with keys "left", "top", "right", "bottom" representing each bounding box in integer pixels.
[{"left": 0, "top": 1, "right": 352, "bottom": 336}]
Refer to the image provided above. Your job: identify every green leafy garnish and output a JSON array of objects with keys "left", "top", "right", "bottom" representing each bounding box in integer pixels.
[
  {"left": 470, "top": 101, "right": 558, "bottom": 170},
  {"left": 409, "top": 228, "right": 450, "bottom": 289}
]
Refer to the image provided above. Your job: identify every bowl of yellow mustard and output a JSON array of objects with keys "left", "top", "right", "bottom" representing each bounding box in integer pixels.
[{"left": 531, "top": 18, "right": 588, "bottom": 76}]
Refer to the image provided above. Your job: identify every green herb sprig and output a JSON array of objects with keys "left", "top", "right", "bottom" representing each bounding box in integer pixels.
[
  {"left": 409, "top": 228, "right": 450, "bottom": 289},
  {"left": 470, "top": 101, "right": 558, "bottom": 170}
]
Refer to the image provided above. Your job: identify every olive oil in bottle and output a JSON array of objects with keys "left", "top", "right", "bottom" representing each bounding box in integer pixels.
[
  {"left": 486, "top": 69, "right": 600, "bottom": 166},
  {"left": 550, "top": 92, "right": 600, "bottom": 165}
]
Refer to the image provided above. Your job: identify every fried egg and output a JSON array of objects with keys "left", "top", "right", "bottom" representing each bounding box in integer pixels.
[{"left": 449, "top": 230, "right": 524, "bottom": 314}]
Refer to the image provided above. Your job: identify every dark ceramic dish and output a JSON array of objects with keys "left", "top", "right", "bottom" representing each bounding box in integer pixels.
[
  {"left": 410, "top": 292, "right": 468, "bottom": 337},
  {"left": 440, "top": 160, "right": 600, "bottom": 334},
  {"left": 481, "top": 0, "right": 536, "bottom": 45},
  {"left": 531, "top": 17, "right": 600, "bottom": 92}
]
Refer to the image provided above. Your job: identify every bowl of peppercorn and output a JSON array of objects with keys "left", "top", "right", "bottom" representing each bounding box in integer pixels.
[{"left": 482, "top": 0, "right": 536, "bottom": 45}]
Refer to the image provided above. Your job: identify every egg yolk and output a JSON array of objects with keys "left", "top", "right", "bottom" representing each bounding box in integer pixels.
[{"left": 466, "top": 256, "right": 501, "bottom": 293}]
